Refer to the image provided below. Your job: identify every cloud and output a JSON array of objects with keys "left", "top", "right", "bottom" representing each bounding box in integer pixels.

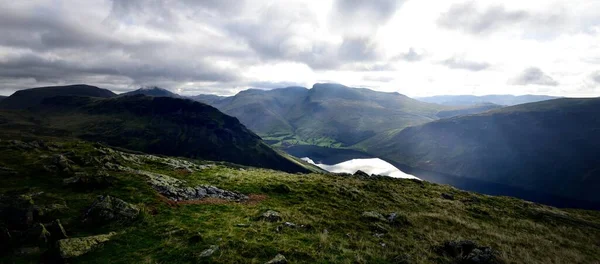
[
  {"left": 330, "top": 0, "right": 404, "bottom": 37},
  {"left": 394, "top": 48, "right": 424, "bottom": 62},
  {"left": 437, "top": 2, "right": 529, "bottom": 34},
  {"left": 442, "top": 56, "right": 490, "bottom": 71},
  {"left": 591, "top": 71, "right": 600, "bottom": 85},
  {"left": 510, "top": 67, "right": 559, "bottom": 86}
]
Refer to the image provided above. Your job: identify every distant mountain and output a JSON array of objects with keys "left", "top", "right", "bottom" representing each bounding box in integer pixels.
[
  {"left": 367, "top": 98, "right": 600, "bottom": 203},
  {"left": 201, "top": 84, "right": 444, "bottom": 147},
  {"left": 0, "top": 95, "right": 6, "bottom": 102},
  {"left": 435, "top": 103, "right": 502, "bottom": 119},
  {"left": 417, "top": 94, "right": 558, "bottom": 106},
  {"left": 195, "top": 83, "right": 497, "bottom": 148},
  {"left": 0, "top": 84, "right": 116, "bottom": 110},
  {"left": 121, "top": 86, "right": 182, "bottom": 98},
  {"left": 188, "top": 94, "right": 226, "bottom": 104},
  {"left": 0, "top": 94, "right": 309, "bottom": 173}
]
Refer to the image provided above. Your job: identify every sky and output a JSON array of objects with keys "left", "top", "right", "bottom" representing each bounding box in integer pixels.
[{"left": 0, "top": 0, "right": 599, "bottom": 97}]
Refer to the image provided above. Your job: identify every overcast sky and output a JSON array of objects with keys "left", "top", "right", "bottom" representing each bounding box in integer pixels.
[{"left": 1, "top": 0, "right": 599, "bottom": 97}]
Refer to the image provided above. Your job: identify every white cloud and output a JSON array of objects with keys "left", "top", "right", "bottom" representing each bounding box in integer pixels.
[{"left": 0, "top": 0, "right": 598, "bottom": 97}]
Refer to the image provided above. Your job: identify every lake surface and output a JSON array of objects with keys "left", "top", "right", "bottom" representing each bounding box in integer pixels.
[{"left": 301, "top": 157, "right": 420, "bottom": 179}]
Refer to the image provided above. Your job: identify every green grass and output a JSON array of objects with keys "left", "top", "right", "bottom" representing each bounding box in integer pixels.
[{"left": 1, "top": 137, "right": 599, "bottom": 263}]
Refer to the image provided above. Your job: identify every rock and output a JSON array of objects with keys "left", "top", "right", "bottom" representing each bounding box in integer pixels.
[
  {"left": 54, "top": 154, "right": 74, "bottom": 173},
  {"left": 33, "top": 203, "right": 69, "bottom": 219},
  {"left": 142, "top": 170, "right": 247, "bottom": 201},
  {"left": 387, "top": 212, "right": 411, "bottom": 227},
  {"left": 46, "top": 219, "right": 68, "bottom": 241},
  {"left": 63, "top": 171, "right": 113, "bottom": 190},
  {"left": 258, "top": 210, "right": 282, "bottom": 222},
  {"left": 353, "top": 170, "right": 370, "bottom": 177},
  {"left": 199, "top": 245, "right": 219, "bottom": 258},
  {"left": 56, "top": 232, "right": 116, "bottom": 259},
  {"left": 361, "top": 211, "right": 386, "bottom": 222},
  {"left": 235, "top": 224, "right": 251, "bottom": 227},
  {"left": 83, "top": 195, "right": 140, "bottom": 225},
  {"left": 265, "top": 254, "right": 288, "bottom": 264},
  {"left": 441, "top": 193, "right": 455, "bottom": 200},
  {"left": 438, "top": 240, "right": 501, "bottom": 264},
  {"left": 284, "top": 222, "right": 296, "bottom": 228}
]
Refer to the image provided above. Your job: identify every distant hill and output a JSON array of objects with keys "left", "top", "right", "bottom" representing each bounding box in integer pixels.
[
  {"left": 120, "top": 86, "right": 182, "bottom": 98},
  {"left": 417, "top": 94, "right": 558, "bottom": 106},
  {"left": 0, "top": 84, "right": 116, "bottom": 109},
  {"left": 435, "top": 103, "right": 502, "bottom": 119},
  {"left": 188, "top": 94, "right": 226, "bottom": 104},
  {"left": 0, "top": 95, "right": 6, "bottom": 102},
  {"left": 367, "top": 98, "right": 600, "bottom": 203},
  {"left": 195, "top": 83, "right": 496, "bottom": 148},
  {"left": 0, "top": 94, "right": 310, "bottom": 173}
]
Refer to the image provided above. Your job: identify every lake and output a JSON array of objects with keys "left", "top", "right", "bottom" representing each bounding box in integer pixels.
[{"left": 301, "top": 157, "right": 420, "bottom": 179}]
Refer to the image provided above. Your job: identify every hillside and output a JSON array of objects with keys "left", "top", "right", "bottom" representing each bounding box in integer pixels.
[
  {"left": 417, "top": 94, "right": 558, "bottom": 106},
  {"left": 188, "top": 94, "right": 226, "bottom": 105},
  {"left": 0, "top": 95, "right": 6, "bottom": 101},
  {"left": 120, "top": 86, "right": 182, "bottom": 98},
  {"left": 1, "top": 138, "right": 599, "bottom": 263},
  {"left": 196, "top": 83, "right": 495, "bottom": 148},
  {"left": 0, "top": 84, "right": 116, "bottom": 110},
  {"left": 0, "top": 95, "right": 310, "bottom": 173},
  {"left": 367, "top": 98, "right": 600, "bottom": 203}
]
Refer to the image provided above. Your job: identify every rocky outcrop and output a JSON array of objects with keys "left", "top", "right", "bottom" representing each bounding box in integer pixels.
[
  {"left": 139, "top": 170, "right": 247, "bottom": 202},
  {"left": 56, "top": 232, "right": 116, "bottom": 258},
  {"left": 361, "top": 211, "right": 387, "bottom": 222},
  {"left": 438, "top": 240, "right": 502, "bottom": 264},
  {"left": 265, "top": 254, "right": 288, "bottom": 264},
  {"left": 83, "top": 195, "right": 140, "bottom": 225}
]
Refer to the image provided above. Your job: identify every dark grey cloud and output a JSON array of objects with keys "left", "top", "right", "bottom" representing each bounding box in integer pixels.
[
  {"left": 438, "top": 2, "right": 528, "bottom": 34},
  {"left": 441, "top": 56, "right": 490, "bottom": 71},
  {"left": 510, "top": 67, "right": 559, "bottom": 86},
  {"left": 437, "top": 1, "right": 570, "bottom": 40}
]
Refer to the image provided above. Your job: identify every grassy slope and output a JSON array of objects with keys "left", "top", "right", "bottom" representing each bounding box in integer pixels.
[
  {"left": 0, "top": 84, "right": 116, "bottom": 110},
  {"left": 0, "top": 95, "right": 309, "bottom": 173},
  {"left": 1, "top": 137, "right": 599, "bottom": 263}
]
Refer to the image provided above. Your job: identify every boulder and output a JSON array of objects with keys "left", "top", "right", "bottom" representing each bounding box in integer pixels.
[
  {"left": 258, "top": 210, "right": 283, "bottom": 222},
  {"left": 265, "top": 254, "right": 288, "bottom": 264},
  {"left": 199, "top": 245, "right": 219, "bottom": 258},
  {"left": 0, "top": 194, "right": 35, "bottom": 229},
  {"left": 56, "top": 232, "right": 116, "bottom": 258},
  {"left": 83, "top": 195, "right": 140, "bottom": 225}
]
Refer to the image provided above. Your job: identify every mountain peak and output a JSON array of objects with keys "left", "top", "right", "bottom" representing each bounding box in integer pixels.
[{"left": 122, "top": 86, "right": 181, "bottom": 98}]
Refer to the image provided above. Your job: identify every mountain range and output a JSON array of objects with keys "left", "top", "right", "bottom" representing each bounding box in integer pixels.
[
  {"left": 192, "top": 83, "right": 503, "bottom": 148},
  {"left": 417, "top": 94, "right": 559, "bottom": 106}
]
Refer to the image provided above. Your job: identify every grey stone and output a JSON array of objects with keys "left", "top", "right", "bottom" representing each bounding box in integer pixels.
[
  {"left": 259, "top": 210, "right": 282, "bottom": 222},
  {"left": 265, "top": 254, "right": 288, "bottom": 264},
  {"left": 354, "top": 170, "right": 370, "bottom": 177},
  {"left": 83, "top": 195, "right": 140, "bottom": 225},
  {"left": 199, "top": 245, "right": 219, "bottom": 258},
  {"left": 56, "top": 232, "right": 116, "bottom": 258}
]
